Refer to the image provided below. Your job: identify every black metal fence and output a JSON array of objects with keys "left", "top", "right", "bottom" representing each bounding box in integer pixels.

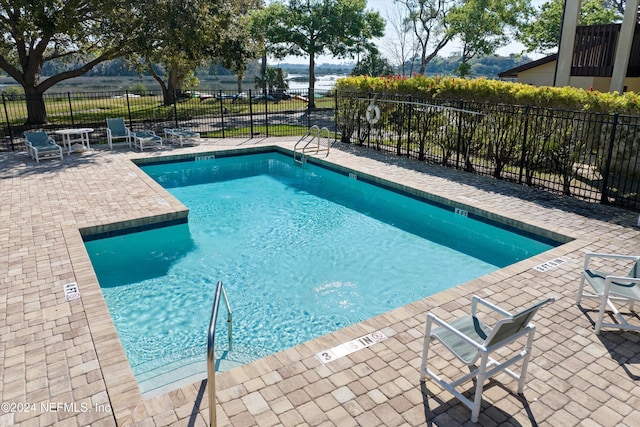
[
  {"left": 0, "top": 88, "right": 337, "bottom": 151},
  {"left": 4, "top": 87, "right": 640, "bottom": 211},
  {"left": 335, "top": 92, "right": 640, "bottom": 211}
]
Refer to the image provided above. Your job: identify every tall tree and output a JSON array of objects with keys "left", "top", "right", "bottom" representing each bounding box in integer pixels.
[
  {"left": 251, "top": 0, "right": 385, "bottom": 108},
  {"left": 383, "top": 4, "right": 418, "bottom": 76},
  {"left": 351, "top": 50, "right": 394, "bottom": 76},
  {"left": 519, "top": 0, "right": 621, "bottom": 53},
  {"left": 395, "top": 0, "right": 457, "bottom": 75},
  {"left": 0, "top": 0, "right": 139, "bottom": 124},
  {"left": 449, "top": 0, "right": 531, "bottom": 76},
  {"left": 136, "top": 0, "right": 259, "bottom": 105}
]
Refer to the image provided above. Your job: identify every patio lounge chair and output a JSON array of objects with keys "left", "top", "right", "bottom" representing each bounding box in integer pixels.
[
  {"left": 577, "top": 252, "right": 640, "bottom": 334},
  {"left": 106, "top": 117, "right": 133, "bottom": 149},
  {"left": 163, "top": 128, "right": 200, "bottom": 147},
  {"left": 420, "top": 295, "right": 554, "bottom": 423},
  {"left": 24, "top": 131, "right": 63, "bottom": 163},
  {"left": 132, "top": 130, "right": 163, "bottom": 151}
]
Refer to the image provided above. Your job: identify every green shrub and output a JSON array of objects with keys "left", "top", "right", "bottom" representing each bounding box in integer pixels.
[
  {"left": 335, "top": 75, "right": 640, "bottom": 115},
  {"left": 1, "top": 86, "right": 24, "bottom": 100},
  {"left": 128, "top": 82, "right": 149, "bottom": 96}
]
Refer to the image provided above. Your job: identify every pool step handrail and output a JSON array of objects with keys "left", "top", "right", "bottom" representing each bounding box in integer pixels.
[
  {"left": 293, "top": 125, "right": 331, "bottom": 165},
  {"left": 207, "top": 280, "right": 233, "bottom": 427}
]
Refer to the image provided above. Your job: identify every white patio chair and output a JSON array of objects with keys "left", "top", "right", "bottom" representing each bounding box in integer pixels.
[
  {"left": 420, "top": 295, "right": 554, "bottom": 423},
  {"left": 132, "top": 130, "right": 163, "bottom": 151},
  {"left": 577, "top": 252, "right": 640, "bottom": 334},
  {"left": 106, "top": 117, "right": 133, "bottom": 149},
  {"left": 24, "top": 131, "right": 63, "bottom": 163}
]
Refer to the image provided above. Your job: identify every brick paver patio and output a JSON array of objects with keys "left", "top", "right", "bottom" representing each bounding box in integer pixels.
[{"left": 1, "top": 137, "right": 639, "bottom": 426}]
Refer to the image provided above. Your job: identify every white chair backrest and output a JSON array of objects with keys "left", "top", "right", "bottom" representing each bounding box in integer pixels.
[
  {"left": 485, "top": 297, "right": 554, "bottom": 347},
  {"left": 107, "top": 118, "right": 127, "bottom": 136}
]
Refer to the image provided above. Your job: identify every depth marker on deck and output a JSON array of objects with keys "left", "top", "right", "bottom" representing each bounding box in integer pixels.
[
  {"left": 533, "top": 257, "right": 567, "bottom": 272},
  {"left": 63, "top": 282, "right": 80, "bottom": 301},
  {"left": 315, "top": 330, "right": 388, "bottom": 364}
]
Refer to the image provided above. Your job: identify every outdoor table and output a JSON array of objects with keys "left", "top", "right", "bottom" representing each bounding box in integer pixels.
[{"left": 55, "top": 128, "right": 93, "bottom": 154}]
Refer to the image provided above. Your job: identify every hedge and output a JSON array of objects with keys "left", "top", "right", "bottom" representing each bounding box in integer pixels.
[{"left": 335, "top": 75, "right": 640, "bottom": 115}]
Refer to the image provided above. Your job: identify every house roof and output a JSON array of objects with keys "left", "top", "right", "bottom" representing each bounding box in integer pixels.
[{"left": 498, "top": 54, "right": 557, "bottom": 78}]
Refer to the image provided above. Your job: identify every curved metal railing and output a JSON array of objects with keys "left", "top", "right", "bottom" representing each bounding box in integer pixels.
[{"left": 207, "top": 280, "right": 232, "bottom": 427}]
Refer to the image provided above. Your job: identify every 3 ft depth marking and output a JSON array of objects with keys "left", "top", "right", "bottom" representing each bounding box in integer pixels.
[{"left": 315, "top": 330, "right": 388, "bottom": 364}]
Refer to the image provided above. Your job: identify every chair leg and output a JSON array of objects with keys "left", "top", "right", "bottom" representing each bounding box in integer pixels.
[
  {"left": 595, "top": 293, "right": 608, "bottom": 335},
  {"left": 576, "top": 275, "right": 586, "bottom": 303},
  {"left": 420, "top": 316, "right": 434, "bottom": 381},
  {"left": 517, "top": 329, "right": 536, "bottom": 393},
  {"left": 471, "top": 353, "right": 489, "bottom": 423}
]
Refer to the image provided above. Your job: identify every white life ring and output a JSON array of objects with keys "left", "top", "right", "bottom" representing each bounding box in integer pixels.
[{"left": 366, "top": 104, "right": 381, "bottom": 124}]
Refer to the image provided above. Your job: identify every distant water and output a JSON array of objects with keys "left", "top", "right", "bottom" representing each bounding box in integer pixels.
[{"left": 287, "top": 74, "right": 347, "bottom": 91}]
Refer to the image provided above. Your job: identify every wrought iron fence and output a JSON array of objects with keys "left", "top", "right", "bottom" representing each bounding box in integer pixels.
[
  {"left": 0, "top": 88, "right": 337, "bottom": 151},
  {"left": 3, "top": 87, "right": 640, "bottom": 211},
  {"left": 336, "top": 92, "right": 640, "bottom": 211}
]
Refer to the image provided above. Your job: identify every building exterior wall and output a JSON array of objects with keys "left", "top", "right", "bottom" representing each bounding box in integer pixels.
[
  {"left": 516, "top": 62, "right": 556, "bottom": 86},
  {"left": 515, "top": 61, "right": 640, "bottom": 93}
]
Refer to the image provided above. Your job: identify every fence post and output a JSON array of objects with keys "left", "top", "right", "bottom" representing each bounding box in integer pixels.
[
  {"left": 67, "top": 92, "right": 75, "bottom": 127},
  {"left": 600, "top": 113, "right": 618, "bottom": 204},
  {"left": 2, "top": 94, "right": 14, "bottom": 150},
  {"left": 125, "top": 90, "right": 132, "bottom": 128},
  {"left": 265, "top": 95, "right": 269, "bottom": 138},
  {"left": 218, "top": 90, "right": 226, "bottom": 138},
  {"left": 307, "top": 91, "right": 311, "bottom": 129},
  {"left": 407, "top": 95, "right": 412, "bottom": 157},
  {"left": 334, "top": 90, "right": 338, "bottom": 141},
  {"left": 455, "top": 100, "right": 464, "bottom": 169},
  {"left": 173, "top": 90, "right": 179, "bottom": 128},
  {"left": 249, "top": 90, "right": 254, "bottom": 138},
  {"left": 367, "top": 92, "right": 371, "bottom": 148},
  {"left": 517, "top": 105, "right": 531, "bottom": 184}
]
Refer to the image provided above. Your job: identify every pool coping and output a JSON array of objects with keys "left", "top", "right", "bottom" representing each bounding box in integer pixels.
[{"left": 81, "top": 146, "right": 572, "bottom": 401}]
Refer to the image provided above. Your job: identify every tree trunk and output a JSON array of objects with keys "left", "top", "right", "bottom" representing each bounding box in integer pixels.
[
  {"left": 24, "top": 88, "right": 48, "bottom": 125},
  {"left": 308, "top": 55, "right": 316, "bottom": 109},
  {"left": 164, "top": 68, "right": 181, "bottom": 105}
]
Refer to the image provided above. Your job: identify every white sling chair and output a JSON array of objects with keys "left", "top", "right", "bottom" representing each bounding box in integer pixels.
[
  {"left": 577, "top": 252, "right": 640, "bottom": 334},
  {"left": 420, "top": 295, "right": 554, "bottom": 423}
]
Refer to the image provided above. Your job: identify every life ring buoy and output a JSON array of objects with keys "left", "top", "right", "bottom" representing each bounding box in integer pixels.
[{"left": 366, "top": 104, "right": 381, "bottom": 124}]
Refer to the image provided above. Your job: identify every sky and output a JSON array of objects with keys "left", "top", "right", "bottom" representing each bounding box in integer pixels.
[{"left": 276, "top": 0, "right": 547, "bottom": 66}]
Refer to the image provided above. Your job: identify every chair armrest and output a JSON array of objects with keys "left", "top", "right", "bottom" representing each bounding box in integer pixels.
[
  {"left": 604, "top": 275, "right": 640, "bottom": 284},
  {"left": 471, "top": 295, "right": 512, "bottom": 318},
  {"left": 426, "top": 312, "right": 486, "bottom": 350},
  {"left": 584, "top": 252, "right": 640, "bottom": 270}
]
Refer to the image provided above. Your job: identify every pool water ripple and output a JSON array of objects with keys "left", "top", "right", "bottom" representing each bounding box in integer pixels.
[{"left": 84, "top": 152, "right": 556, "bottom": 393}]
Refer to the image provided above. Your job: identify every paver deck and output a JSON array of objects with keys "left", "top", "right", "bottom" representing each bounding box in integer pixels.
[{"left": 1, "top": 137, "right": 640, "bottom": 426}]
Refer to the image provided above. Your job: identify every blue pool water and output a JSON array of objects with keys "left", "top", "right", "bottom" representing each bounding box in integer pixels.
[{"left": 84, "top": 152, "right": 556, "bottom": 393}]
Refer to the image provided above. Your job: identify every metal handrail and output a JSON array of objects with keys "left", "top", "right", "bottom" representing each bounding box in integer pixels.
[
  {"left": 293, "top": 125, "right": 320, "bottom": 163},
  {"left": 207, "top": 280, "right": 232, "bottom": 427}
]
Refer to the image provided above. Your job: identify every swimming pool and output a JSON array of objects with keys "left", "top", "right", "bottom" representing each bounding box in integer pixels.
[{"left": 84, "top": 151, "right": 558, "bottom": 395}]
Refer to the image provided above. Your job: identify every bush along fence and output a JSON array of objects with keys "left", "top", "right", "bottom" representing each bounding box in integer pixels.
[
  {"left": 335, "top": 92, "right": 640, "bottom": 212},
  {"left": 0, "top": 88, "right": 337, "bottom": 151}
]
